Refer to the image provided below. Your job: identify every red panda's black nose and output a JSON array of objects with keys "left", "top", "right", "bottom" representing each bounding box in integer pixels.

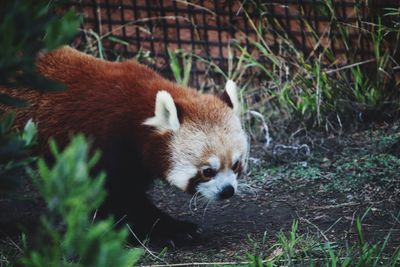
[{"left": 219, "top": 185, "right": 235, "bottom": 199}]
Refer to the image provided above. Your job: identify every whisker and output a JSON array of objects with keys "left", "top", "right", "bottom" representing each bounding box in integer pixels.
[
  {"left": 189, "top": 191, "right": 200, "bottom": 213},
  {"left": 198, "top": 195, "right": 209, "bottom": 208},
  {"left": 194, "top": 191, "right": 201, "bottom": 209},
  {"left": 201, "top": 200, "right": 212, "bottom": 224}
]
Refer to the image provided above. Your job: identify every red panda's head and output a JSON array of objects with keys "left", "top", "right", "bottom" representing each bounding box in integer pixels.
[{"left": 143, "top": 80, "right": 249, "bottom": 201}]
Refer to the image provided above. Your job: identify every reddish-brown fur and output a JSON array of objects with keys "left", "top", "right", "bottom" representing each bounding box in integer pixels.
[
  {"left": 2, "top": 46, "right": 234, "bottom": 243},
  {"left": 4, "top": 47, "right": 231, "bottom": 174}
]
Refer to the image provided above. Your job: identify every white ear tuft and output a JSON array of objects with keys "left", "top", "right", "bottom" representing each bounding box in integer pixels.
[
  {"left": 143, "top": 90, "right": 180, "bottom": 132},
  {"left": 225, "top": 80, "right": 241, "bottom": 116}
]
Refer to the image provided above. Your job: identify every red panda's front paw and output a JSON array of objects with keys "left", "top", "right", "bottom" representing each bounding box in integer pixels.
[
  {"left": 170, "top": 221, "right": 202, "bottom": 247},
  {"left": 152, "top": 219, "right": 202, "bottom": 247}
]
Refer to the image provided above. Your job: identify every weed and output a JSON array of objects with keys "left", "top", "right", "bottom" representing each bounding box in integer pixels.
[
  {"left": 287, "top": 165, "right": 322, "bottom": 181},
  {"left": 80, "top": 29, "right": 154, "bottom": 64},
  {"left": 0, "top": 237, "right": 23, "bottom": 267},
  {"left": 253, "top": 126, "right": 400, "bottom": 199},
  {"left": 231, "top": 0, "right": 400, "bottom": 131},
  {"left": 246, "top": 219, "right": 400, "bottom": 267},
  {"left": 167, "top": 49, "right": 192, "bottom": 86},
  {"left": 331, "top": 153, "right": 400, "bottom": 195}
]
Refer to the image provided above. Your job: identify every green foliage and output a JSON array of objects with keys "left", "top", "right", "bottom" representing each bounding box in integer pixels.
[
  {"left": 286, "top": 165, "right": 322, "bottom": 181},
  {"left": 331, "top": 153, "right": 400, "bottom": 194},
  {"left": 167, "top": 49, "right": 193, "bottom": 86},
  {"left": 80, "top": 29, "right": 155, "bottom": 63},
  {"left": 268, "top": 221, "right": 325, "bottom": 266},
  {"left": 20, "top": 135, "right": 142, "bottom": 267},
  {"left": 246, "top": 219, "right": 400, "bottom": 266},
  {"left": 0, "top": 0, "right": 79, "bottom": 191},
  {"left": 0, "top": 0, "right": 80, "bottom": 97},
  {"left": 0, "top": 113, "right": 37, "bottom": 192},
  {"left": 246, "top": 220, "right": 326, "bottom": 266},
  {"left": 235, "top": 0, "right": 400, "bottom": 130}
]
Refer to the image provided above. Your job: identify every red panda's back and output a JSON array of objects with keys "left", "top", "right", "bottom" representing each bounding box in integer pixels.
[{"left": 6, "top": 47, "right": 168, "bottom": 152}]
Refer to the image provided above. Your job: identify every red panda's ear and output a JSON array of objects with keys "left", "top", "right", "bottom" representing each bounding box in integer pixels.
[
  {"left": 219, "top": 90, "right": 233, "bottom": 109},
  {"left": 143, "top": 90, "right": 180, "bottom": 132},
  {"left": 219, "top": 80, "right": 241, "bottom": 116}
]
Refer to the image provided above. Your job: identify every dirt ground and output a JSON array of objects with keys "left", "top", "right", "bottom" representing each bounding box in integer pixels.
[
  {"left": 1, "top": 125, "right": 400, "bottom": 266},
  {"left": 145, "top": 183, "right": 399, "bottom": 264},
  {"left": 142, "top": 126, "right": 400, "bottom": 265}
]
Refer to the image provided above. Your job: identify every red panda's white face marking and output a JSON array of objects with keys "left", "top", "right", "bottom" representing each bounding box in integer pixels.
[
  {"left": 205, "top": 156, "right": 220, "bottom": 170},
  {"left": 166, "top": 114, "right": 248, "bottom": 200},
  {"left": 146, "top": 80, "right": 249, "bottom": 201}
]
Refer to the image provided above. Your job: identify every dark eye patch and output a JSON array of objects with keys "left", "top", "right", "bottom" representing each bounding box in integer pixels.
[
  {"left": 232, "top": 160, "right": 241, "bottom": 172},
  {"left": 202, "top": 167, "right": 217, "bottom": 178},
  {"left": 232, "top": 161, "right": 239, "bottom": 171},
  {"left": 186, "top": 170, "right": 214, "bottom": 194}
]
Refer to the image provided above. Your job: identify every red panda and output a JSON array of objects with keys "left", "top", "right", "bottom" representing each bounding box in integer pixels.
[{"left": 4, "top": 47, "right": 249, "bottom": 244}]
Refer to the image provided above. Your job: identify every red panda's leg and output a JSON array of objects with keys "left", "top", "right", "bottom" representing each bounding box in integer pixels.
[
  {"left": 124, "top": 192, "right": 201, "bottom": 245},
  {"left": 100, "top": 187, "right": 200, "bottom": 245},
  {"left": 97, "top": 137, "right": 201, "bottom": 245},
  {"left": 98, "top": 164, "right": 201, "bottom": 244}
]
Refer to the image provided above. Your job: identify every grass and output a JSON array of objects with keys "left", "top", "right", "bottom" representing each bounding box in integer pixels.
[
  {"left": 259, "top": 150, "right": 400, "bottom": 196},
  {"left": 135, "top": 215, "right": 400, "bottom": 266},
  {"left": 166, "top": 1, "right": 399, "bottom": 134},
  {"left": 330, "top": 153, "right": 400, "bottom": 194},
  {"left": 0, "top": 237, "right": 22, "bottom": 267},
  {"left": 232, "top": 1, "right": 400, "bottom": 131},
  {"left": 244, "top": 218, "right": 400, "bottom": 267},
  {"left": 79, "top": 27, "right": 156, "bottom": 64},
  {"left": 167, "top": 49, "right": 193, "bottom": 87},
  {"left": 252, "top": 125, "right": 400, "bottom": 197}
]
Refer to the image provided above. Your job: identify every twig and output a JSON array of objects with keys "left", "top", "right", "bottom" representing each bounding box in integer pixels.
[
  {"left": 126, "top": 224, "right": 168, "bottom": 264},
  {"left": 113, "top": 214, "right": 127, "bottom": 227},
  {"left": 299, "top": 216, "right": 330, "bottom": 242},
  {"left": 174, "top": 0, "right": 216, "bottom": 16},
  {"left": 304, "top": 202, "right": 360, "bottom": 211},
  {"left": 96, "top": 16, "right": 192, "bottom": 41},
  {"left": 325, "top": 58, "right": 375, "bottom": 74},
  {"left": 6, "top": 236, "right": 23, "bottom": 254},
  {"left": 324, "top": 217, "right": 343, "bottom": 235}
]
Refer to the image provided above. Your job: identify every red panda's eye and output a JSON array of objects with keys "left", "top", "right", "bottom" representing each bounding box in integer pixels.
[{"left": 202, "top": 168, "right": 216, "bottom": 178}]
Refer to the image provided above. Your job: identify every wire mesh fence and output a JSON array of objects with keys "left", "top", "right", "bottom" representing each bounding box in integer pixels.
[{"left": 69, "top": 0, "right": 399, "bottom": 89}]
